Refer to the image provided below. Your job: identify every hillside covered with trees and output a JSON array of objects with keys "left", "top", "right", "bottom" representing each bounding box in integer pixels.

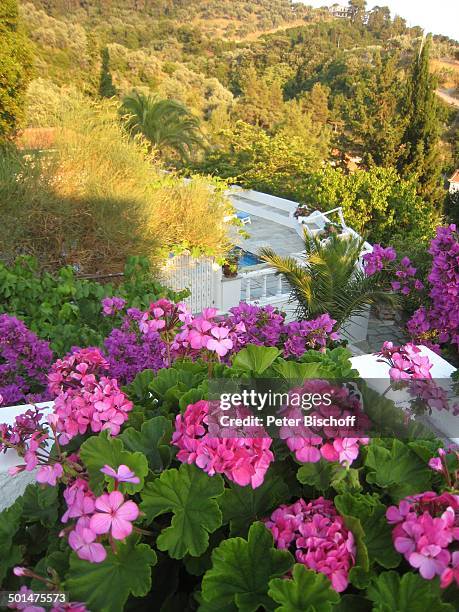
[{"left": 2, "top": 0, "right": 459, "bottom": 266}]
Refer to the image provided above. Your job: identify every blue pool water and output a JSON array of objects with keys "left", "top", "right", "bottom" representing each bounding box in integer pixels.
[{"left": 236, "top": 248, "right": 263, "bottom": 267}]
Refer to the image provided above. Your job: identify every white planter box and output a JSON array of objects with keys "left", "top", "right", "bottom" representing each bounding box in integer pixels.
[{"left": 216, "top": 275, "right": 242, "bottom": 312}]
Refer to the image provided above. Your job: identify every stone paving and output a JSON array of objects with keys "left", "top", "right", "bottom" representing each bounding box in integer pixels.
[
  {"left": 231, "top": 214, "right": 304, "bottom": 257},
  {"left": 350, "top": 308, "right": 409, "bottom": 355}
]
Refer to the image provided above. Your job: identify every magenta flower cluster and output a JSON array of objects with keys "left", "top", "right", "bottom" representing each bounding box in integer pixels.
[
  {"left": 102, "top": 299, "right": 340, "bottom": 385},
  {"left": 265, "top": 497, "right": 356, "bottom": 592},
  {"left": 408, "top": 225, "right": 459, "bottom": 350},
  {"left": 386, "top": 491, "right": 459, "bottom": 588},
  {"left": 363, "top": 244, "right": 396, "bottom": 276},
  {"left": 377, "top": 341, "right": 432, "bottom": 380},
  {"left": 172, "top": 400, "right": 274, "bottom": 488},
  {"left": 279, "top": 380, "right": 370, "bottom": 465},
  {"left": 0, "top": 314, "right": 53, "bottom": 406},
  {"left": 48, "top": 348, "right": 133, "bottom": 444},
  {"left": 391, "top": 257, "right": 424, "bottom": 295}
]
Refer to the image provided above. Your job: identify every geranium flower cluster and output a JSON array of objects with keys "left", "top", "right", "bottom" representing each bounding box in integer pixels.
[
  {"left": 62, "top": 476, "right": 139, "bottom": 563},
  {"left": 172, "top": 400, "right": 274, "bottom": 488},
  {"left": 279, "top": 380, "right": 370, "bottom": 465},
  {"left": 4, "top": 410, "right": 73, "bottom": 486},
  {"left": 0, "top": 406, "right": 44, "bottom": 456},
  {"left": 363, "top": 244, "right": 396, "bottom": 276},
  {"left": 172, "top": 307, "right": 242, "bottom": 359},
  {"left": 408, "top": 225, "right": 459, "bottom": 349},
  {"left": 265, "top": 497, "right": 356, "bottom": 592},
  {"left": 377, "top": 342, "right": 432, "bottom": 380},
  {"left": 375, "top": 342, "right": 457, "bottom": 416},
  {"left": 0, "top": 314, "right": 53, "bottom": 406},
  {"left": 48, "top": 348, "right": 133, "bottom": 444},
  {"left": 386, "top": 491, "right": 459, "bottom": 588}
]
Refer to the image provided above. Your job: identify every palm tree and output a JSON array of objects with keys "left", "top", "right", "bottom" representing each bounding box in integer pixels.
[
  {"left": 260, "top": 233, "right": 396, "bottom": 331},
  {"left": 119, "top": 91, "right": 204, "bottom": 162}
]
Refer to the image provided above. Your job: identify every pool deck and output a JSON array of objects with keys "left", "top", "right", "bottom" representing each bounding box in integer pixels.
[{"left": 232, "top": 214, "right": 305, "bottom": 257}]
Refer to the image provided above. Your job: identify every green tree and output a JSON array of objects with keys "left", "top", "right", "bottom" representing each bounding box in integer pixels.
[
  {"left": 367, "top": 5, "right": 392, "bottom": 38},
  {"left": 260, "top": 233, "right": 394, "bottom": 328},
  {"left": 233, "top": 65, "right": 285, "bottom": 130},
  {"left": 348, "top": 51, "right": 405, "bottom": 166},
  {"left": 0, "top": 0, "right": 33, "bottom": 139},
  {"left": 397, "top": 37, "right": 443, "bottom": 202},
  {"left": 300, "top": 166, "right": 441, "bottom": 245},
  {"left": 99, "top": 47, "right": 117, "bottom": 98},
  {"left": 197, "top": 120, "right": 327, "bottom": 201},
  {"left": 120, "top": 91, "right": 204, "bottom": 161},
  {"left": 349, "top": 0, "right": 367, "bottom": 22}
]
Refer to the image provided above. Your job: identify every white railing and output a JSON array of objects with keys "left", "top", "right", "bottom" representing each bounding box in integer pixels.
[{"left": 240, "top": 266, "right": 290, "bottom": 305}]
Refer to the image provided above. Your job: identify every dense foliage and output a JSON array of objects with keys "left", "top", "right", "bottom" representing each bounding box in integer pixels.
[
  {"left": 15, "top": 0, "right": 459, "bottom": 248},
  {"left": 0, "top": 0, "right": 33, "bottom": 138}
]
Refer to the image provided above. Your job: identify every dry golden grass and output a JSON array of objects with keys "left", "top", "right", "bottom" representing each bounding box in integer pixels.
[
  {"left": 431, "top": 58, "right": 459, "bottom": 91},
  {"left": 1, "top": 99, "right": 233, "bottom": 273}
]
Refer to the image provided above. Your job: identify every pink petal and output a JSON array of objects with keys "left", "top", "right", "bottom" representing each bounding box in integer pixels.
[
  {"left": 116, "top": 500, "right": 140, "bottom": 522},
  {"left": 111, "top": 517, "right": 134, "bottom": 540},
  {"left": 94, "top": 493, "right": 112, "bottom": 513},
  {"left": 107, "top": 491, "right": 125, "bottom": 511},
  {"left": 89, "top": 512, "right": 112, "bottom": 535}
]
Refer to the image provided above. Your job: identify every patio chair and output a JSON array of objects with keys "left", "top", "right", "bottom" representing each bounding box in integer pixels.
[{"left": 237, "top": 211, "right": 252, "bottom": 225}]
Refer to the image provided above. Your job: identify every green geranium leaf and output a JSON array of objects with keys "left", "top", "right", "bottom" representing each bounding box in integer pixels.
[
  {"left": 200, "top": 522, "right": 294, "bottom": 612},
  {"left": 232, "top": 345, "right": 281, "bottom": 375},
  {"left": 268, "top": 564, "right": 340, "bottom": 612},
  {"left": 22, "top": 483, "right": 58, "bottom": 526},
  {"left": 272, "top": 359, "right": 326, "bottom": 380},
  {"left": 335, "top": 493, "right": 400, "bottom": 569},
  {"left": 124, "top": 369, "right": 156, "bottom": 404},
  {"left": 120, "top": 416, "right": 172, "bottom": 472},
  {"left": 80, "top": 430, "right": 148, "bottom": 495},
  {"left": 297, "top": 460, "right": 333, "bottom": 492},
  {"left": 364, "top": 439, "right": 432, "bottom": 501},
  {"left": 220, "top": 472, "right": 289, "bottom": 536},
  {"left": 66, "top": 540, "right": 156, "bottom": 612},
  {"left": 179, "top": 386, "right": 207, "bottom": 412},
  {"left": 141, "top": 464, "right": 224, "bottom": 559},
  {"left": 330, "top": 465, "right": 362, "bottom": 493},
  {"left": 0, "top": 499, "right": 24, "bottom": 583},
  {"left": 366, "top": 571, "right": 454, "bottom": 612}
]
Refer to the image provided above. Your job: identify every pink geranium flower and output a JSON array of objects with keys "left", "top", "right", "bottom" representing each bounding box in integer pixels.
[
  {"left": 100, "top": 464, "right": 140, "bottom": 484},
  {"left": 69, "top": 518, "right": 107, "bottom": 563},
  {"left": 36, "top": 463, "right": 64, "bottom": 486},
  {"left": 90, "top": 491, "right": 139, "bottom": 540},
  {"left": 206, "top": 326, "right": 233, "bottom": 357},
  {"left": 409, "top": 545, "right": 449, "bottom": 580}
]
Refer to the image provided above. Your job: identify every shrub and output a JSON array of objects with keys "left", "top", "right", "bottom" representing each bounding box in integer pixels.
[{"left": 0, "top": 256, "right": 180, "bottom": 354}]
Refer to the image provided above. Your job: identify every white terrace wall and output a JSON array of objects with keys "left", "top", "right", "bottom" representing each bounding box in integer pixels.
[{"left": 161, "top": 253, "right": 222, "bottom": 313}]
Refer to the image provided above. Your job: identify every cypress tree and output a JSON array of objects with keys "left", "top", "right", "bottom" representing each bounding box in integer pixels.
[
  {"left": 397, "top": 36, "right": 443, "bottom": 203},
  {"left": 0, "top": 0, "right": 33, "bottom": 139},
  {"left": 99, "top": 47, "right": 117, "bottom": 98}
]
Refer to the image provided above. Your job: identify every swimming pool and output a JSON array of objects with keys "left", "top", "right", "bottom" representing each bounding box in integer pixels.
[{"left": 235, "top": 248, "right": 263, "bottom": 267}]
